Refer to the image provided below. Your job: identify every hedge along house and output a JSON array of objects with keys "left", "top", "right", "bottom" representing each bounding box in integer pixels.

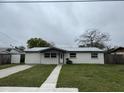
[{"left": 25, "top": 47, "right": 104, "bottom": 64}]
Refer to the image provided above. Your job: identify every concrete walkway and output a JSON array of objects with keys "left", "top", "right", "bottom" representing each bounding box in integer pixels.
[
  {"left": 0, "top": 65, "right": 32, "bottom": 78},
  {"left": 40, "top": 64, "right": 62, "bottom": 88}
]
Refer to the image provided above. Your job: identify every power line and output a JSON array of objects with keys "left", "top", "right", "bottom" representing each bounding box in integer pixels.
[
  {"left": 0, "top": 31, "right": 23, "bottom": 45},
  {"left": 0, "top": 32, "right": 18, "bottom": 43},
  {"left": 0, "top": 0, "right": 123, "bottom": 3}
]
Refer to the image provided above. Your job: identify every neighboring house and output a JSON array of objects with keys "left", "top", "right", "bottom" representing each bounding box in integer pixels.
[
  {"left": 0, "top": 48, "right": 24, "bottom": 64},
  {"left": 25, "top": 47, "right": 104, "bottom": 64},
  {"left": 110, "top": 47, "right": 124, "bottom": 55}
]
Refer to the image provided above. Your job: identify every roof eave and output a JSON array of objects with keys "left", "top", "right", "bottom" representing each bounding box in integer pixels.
[
  {"left": 25, "top": 51, "right": 40, "bottom": 53},
  {"left": 25, "top": 51, "right": 104, "bottom": 53},
  {"left": 67, "top": 51, "right": 104, "bottom": 53}
]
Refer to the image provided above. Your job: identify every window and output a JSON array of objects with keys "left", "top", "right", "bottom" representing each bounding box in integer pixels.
[
  {"left": 51, "top": 53, "right": 57, "bottom": 58},
  {"left": 70, "top": 53, "right": 76, "bottom": 58},
  {"left": 91, "top": 52, "right": 98, "bottom": 58},
  {"left": 44, "top": 53, "right": 50, "bottom": 58},
  {"left": 44, "top": 53, "right": 57, "bottom": 58}
]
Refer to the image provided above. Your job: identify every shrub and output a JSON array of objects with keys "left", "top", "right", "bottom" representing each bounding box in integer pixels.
[{"left": 66, "top": 58, "right": 73, "bottom": 64}]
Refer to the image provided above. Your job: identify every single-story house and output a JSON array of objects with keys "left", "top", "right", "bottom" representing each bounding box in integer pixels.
[
  {"left": 110, "top": 47, "right": 124, "bottom": 55},
  {"left": 25, "top": 47, "right": 104, "bottom": 64}
]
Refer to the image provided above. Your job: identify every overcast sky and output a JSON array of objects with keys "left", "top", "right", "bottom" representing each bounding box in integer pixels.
[{"left": 0, "top": 1, "right": 124, "bottom": 48}]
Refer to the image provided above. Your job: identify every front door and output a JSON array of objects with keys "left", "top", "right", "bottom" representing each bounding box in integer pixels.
[{"left": 59, "top": 53, "right": 64, "bottom": 64}]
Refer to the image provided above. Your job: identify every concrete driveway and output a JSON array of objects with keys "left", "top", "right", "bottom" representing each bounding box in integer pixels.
[{"left": 0, "top": 65, "right": 32, "bottom": 78}]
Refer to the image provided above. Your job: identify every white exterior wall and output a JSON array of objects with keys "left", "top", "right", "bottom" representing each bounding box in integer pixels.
[
  {"left": 64, "top": 53, "right": 104, "bottom": 64},
  {"left": 25, "top": 53, "right": 59, "bottom": 64},
  {"left": 11, "top": 55, "right": 20, "bottom": 64},
  {"left": 25, "top": 52, "right": 104, "bottom": 64},
  {"left": 25, "top": 53, "right": 41, "bottom": 64}
]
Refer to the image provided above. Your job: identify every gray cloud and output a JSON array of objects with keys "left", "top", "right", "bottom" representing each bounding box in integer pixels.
[{"left": 0, "top": 1, "right": 124, "bottom": 47}]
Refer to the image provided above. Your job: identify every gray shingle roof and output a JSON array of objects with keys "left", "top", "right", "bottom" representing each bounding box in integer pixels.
[
  {"left": 0, "top": 47, "right": 23, "bottom": 54},
  {"left": 60, "top": 47, "right": 103, "bottom": 52},
  {"left": 25, "top": 47, "right": 103, "bottom": 52},
  {"left": 0, "top": 48, "right": 10, "bottom": 54}
]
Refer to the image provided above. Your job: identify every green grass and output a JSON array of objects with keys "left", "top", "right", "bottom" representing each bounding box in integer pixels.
[
  {"left": 57, "top": 64, "right": 124, "bottom": 92},
  {"left": 0, "top": 64, "right": 17, "bottom": 70},
  {"left": 0, "top": 65, "right": 55, "bottom": 87}
]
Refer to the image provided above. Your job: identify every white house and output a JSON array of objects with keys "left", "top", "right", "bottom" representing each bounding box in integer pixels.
[{"left": 25, "top": 47, "right": 104, "bottom": 64}]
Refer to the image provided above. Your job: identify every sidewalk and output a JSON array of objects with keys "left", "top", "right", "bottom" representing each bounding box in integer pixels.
[{"left": 0, "top": 87, "right": 78, "bottom": 92}]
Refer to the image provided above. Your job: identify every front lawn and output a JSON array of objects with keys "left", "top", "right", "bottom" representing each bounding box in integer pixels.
[
  {"left": 57, "top": 64, "right": 124, "bottom": 92},
  {"left": 0, "top": 64, "right": 17, "bottom": 70},
  {"left": 0, "top": 65, "right": 55, "bottom": 87}
]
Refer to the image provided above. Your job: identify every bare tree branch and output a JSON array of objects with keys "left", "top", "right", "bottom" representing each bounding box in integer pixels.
[{"left": 76, "top": 29, "right": 110, "bottom": 49}]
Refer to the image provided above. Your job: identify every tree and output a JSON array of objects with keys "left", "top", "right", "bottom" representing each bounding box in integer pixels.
[
  {"left": 27, "top": 38, "right": 51, "bottom": 48},
  {"left": 76, "top": 29, "right": 110, "bottom": 49}
]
